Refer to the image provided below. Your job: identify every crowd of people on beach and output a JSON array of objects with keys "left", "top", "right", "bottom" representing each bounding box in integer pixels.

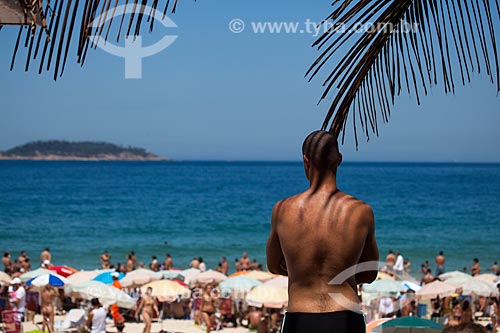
[{"left": 1, "top": 247, "right": 500, "bottom": 333}]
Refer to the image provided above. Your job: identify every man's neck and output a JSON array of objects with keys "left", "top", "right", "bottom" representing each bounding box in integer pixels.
[{"left": 309, "top": 173, "right": 338, "bottom": 192}]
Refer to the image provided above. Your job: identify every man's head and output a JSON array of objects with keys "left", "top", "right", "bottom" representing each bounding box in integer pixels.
[
  {"left": 111, "top": 272, "right": 120, "bottom": 280},
  {"left": 44, "top": 247, "right": 50, "bottom": 252},
  {"left": 91, "top": 298, "right": 100, "bottom": 307},
  {"left": 473, "top": 258, "right": 479, "bottom": 264},
  {"left": 242, "top": 252, "right": 248, "bottom": 259},
  {"left": 166, "top": 253, "right": 171, "bottom": 258},
  {"left": 3, "top": 252, "right": 9, "bottom": 257},
  {"left": 21, "top": 250, "right": 27, "bottom": 256},
  {"left": 302, "top": 130, "right": 342, "bottom": 180},
  {"left": 439, "top": 251, "right": 444, "bottom": 256}
]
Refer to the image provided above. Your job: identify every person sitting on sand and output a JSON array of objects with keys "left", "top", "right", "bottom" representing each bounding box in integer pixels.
[
  {"left": 200, "top": 284, "right": 218, "bottom": 333},
  {"left": 135, "top": 287, "right": 158, "bottom": 333},
  {"left": 446, "top": 301, "right": 462, "bottom": 327},
  {"left": 266, "top": 130, "right": 379, "bottom": 333},
  {"left": 41, "top": 285, "right": 58, "bottom": 333}
]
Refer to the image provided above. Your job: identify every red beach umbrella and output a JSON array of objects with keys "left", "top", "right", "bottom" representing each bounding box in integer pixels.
[{"left": 49, "top": 266, "right": 78, "bottom": 277}]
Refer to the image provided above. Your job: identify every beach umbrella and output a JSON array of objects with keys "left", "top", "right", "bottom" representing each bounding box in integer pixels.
[
  {"left": 121, "top": 269, "right": 161, "bottom": 288},
  {"left": 220, "top": 276, "right": 262, "bottom": 298},
  {"left": 20, "top": 268, "right": 52, "bottom": 282},
  {"left": 439, "top": 271, "right": 473, "bottom": 281},
  {"left": 196, "top": 270, "right": 228, "bottom": 285},
  {"left": 372, "top": 316, "right": 443, "bottom": 333},
  {"left": 264, "top": 276, "right": 288, "bottom": 288},
  {"left": 93, "top": 271, "right": 125, "bottom": 285},
  {"left": 446, "top": 277, "right": 498, "bottom": 297},
  {"left": 377, "top": 272, "right": 395, "bottom": 280},
  {"left": 141, "top": 280, "right": 191, "bottom": 301},
  {"left": 366, "top": 319, "right": 391, "bottom": 333},
  {"left": 157, "top": 270, "right": 185, "bottom": 282},
  {"left": 65, "top": 281, "right": 136, "bottom": 309},
  {"left": 416, "top": 281, "right": 457, "bottom": 299},
  {"left": 48, "top": 266, "right": 78, "bottom": 277},
  {"left": 246, "top": 285, "right": 288, "bottom": 309},
  {"left": 181, "top": 268, "right": 201, "bottom": 286},
  {"left": 363, "top": 279, "right": 406, "bottom": 295},
  {"left": 403, "top": 281, "right": 422, "bottom": 292},
  {"left": 67, "top": 269, "right": 114, "bottom": 284},
  {"left": 0, "top": 271, "right": 11, "bottom": 285},
  {"left": 475, "top": 274, "right": 499, "bottom": 285},
  {"left": 245, "top": 271, "right": 275, "bottom": 282},
  {"left": 26, "top": 273, "right": 69, "bottom": 287},
  {"left": 229, "top": 271, "right": 249, "bottom": 278}
]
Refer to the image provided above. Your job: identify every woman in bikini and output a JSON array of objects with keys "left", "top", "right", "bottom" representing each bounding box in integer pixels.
[
  {"left": 200, "top": 284, "right": 218, "bottom": 333},
  {"left": 41, "top": 285, "right": 58, "bottom": 333},
  {"left": 135, "top": 287, "right": 158, "bottom": 333}
]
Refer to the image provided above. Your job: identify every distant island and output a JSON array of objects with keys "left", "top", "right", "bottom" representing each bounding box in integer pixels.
[{"left": 0, "top": 141, "right": 167, "bottom": 161}]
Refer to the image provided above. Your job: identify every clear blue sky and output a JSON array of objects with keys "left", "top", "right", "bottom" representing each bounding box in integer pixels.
[{"left": 0, "top": 0, "right": 499, "bottom": 162}]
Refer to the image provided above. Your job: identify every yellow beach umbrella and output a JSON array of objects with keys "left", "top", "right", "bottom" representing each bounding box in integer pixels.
[
  {"left": 141, "top": 280, "right": 191, "bottom": 301},
  {"left": 245, "top": 271, "right": 275, "bottom": 282},
  {"left": 246, "top": 285, "right": 288, "bottom": 309}
]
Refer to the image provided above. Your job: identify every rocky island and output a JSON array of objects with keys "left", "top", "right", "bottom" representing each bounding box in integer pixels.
[{"left": 0, "top": 140, "right": 167, "bottom": 161}]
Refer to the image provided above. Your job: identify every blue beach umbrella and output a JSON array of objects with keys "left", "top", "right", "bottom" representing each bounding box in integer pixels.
[
  {"left": 26, "top": 273, "right": 68, "bottom": 287},
  {"left": 93, "top": 271, "right": 124, "bottom": 284}
]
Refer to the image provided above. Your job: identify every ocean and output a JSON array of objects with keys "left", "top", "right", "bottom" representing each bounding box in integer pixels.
[{"left": 0, "top": 161, "right": 499, "bottom": 278}]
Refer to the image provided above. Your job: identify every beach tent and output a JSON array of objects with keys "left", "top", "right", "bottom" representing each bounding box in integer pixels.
[
  {"left": 416, "top": 281, "right": 457, "bottom": 299},
  {"left": 219, "top": 276, "right": 262, "bottom": 298},
  {"left": 372, "top": 316, "right": 443, "bottom": 333},
  {"left": 67, "top": 269, "right": 114, "bottom": 284},
  {"left": 0, "top": 271, "right": 11, "bottom": 285},
  {"left": 48, "top": 265, "right": 78, "bottom": 277},
  {"left": 93, "top": 271, "right": 125, "bottom": 285},
  {"left": 246, "top": 285, "right": 288, "bottom": 309},
  {"left": 65, "top": 281, "right": 136, "bottom": 309},
  {"left": 26, "top": 273, "right": 69, "bottom": 288},
  {"left": 196, "top": 270, "right": 228, "bottom": 285},
  {"left": 264, "top": 276, "right": 288, "bottom": 288},
  {"left": 363, "top": 279, "right": 406, "bottom": 296},
  {"left": 120, "top": 269, "right": 161, "bottom": 288},
  {"left": 475, "top": 274, "right": 499, "bottom": 285},
  {"left": 157, "top": 270, "right": 185, "bottom": 282},
  {"left": 245, "top": 271, "right": 275, "bottom": 282},
  {"left": 141, "top": 280, "right": 191, "bottom": 302},
  {"left": 20, "top": 268, "right": 51, "bottom": 282},
  {"left": 446, "top": 277, "right": 498, "bottom": 297}
]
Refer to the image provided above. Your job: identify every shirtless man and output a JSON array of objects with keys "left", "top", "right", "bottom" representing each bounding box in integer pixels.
[
  {"left": 239, "top": 252, "right": 250, "bottom": 271},
  {"left": 41, "top": 285, "right": 58, "bottom": 333},
  {"left": 18, "top": 251, "right": 29, "bottom": 268},
  {"left": 266, "top": 131, "right": 379, "bottom": 333},
  {"left": 126, "top": 255, "right": 134, "bottom": 272},
  {"left": 421, "top": 268, "right": 435, "bottom": 285},
  {"left": 471, "top": 258, "right": 481, "bottom": 276},
  {"left": 436, "top": 251, "right": 446, "bottom": 276},
  {"left": 2, "top": 252, "right": 11, "bottom": 273},
  {"left": 220, "top": 256, "right": 228, "bottom": 275},
  {"left": 40, "top": 247, "right": 51, "bottom": 264},
  {"left": 99, "top": 251, "right": 111, "bottom": 269},
  {"left": 190, "top": 257, "right": 200, "bottom": 269},
  {"left": 164, "top": 253, "right": 173, "bottom": 270}
]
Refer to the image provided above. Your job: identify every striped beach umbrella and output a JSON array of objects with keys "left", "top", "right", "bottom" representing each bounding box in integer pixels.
[
  {"left": 20, "top": 268, "right": 52, "bottom": 282},
  {"left": 48, "top": 265, "right": 78, "bottom": 277},
  {"left": 26, "top": 273, "right": 69, "bottom": 287}
]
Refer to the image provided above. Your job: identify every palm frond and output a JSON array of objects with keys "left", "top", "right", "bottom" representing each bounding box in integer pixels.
[
  {"left": 307, "top": 0, "right": 500, "bottom": 148},
  {"left": 2, "top": 0, "right": 188, "bottom": 80}
]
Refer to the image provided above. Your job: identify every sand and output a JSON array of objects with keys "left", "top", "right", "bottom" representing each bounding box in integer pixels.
[{"left": 22, "top": 315, "right": 250, "bottom": 333}]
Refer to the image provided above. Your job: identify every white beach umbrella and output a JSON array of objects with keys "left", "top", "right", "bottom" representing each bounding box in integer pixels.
[
  {"left": 120, "top": 269, "right": 161, "bottom": 288},
  {"left": 181, "top": 268, "right": 201, "bottom": 286},
  {"left": 246, "top": 285, "right": 288, "bottom": 309},
  {"left": 67, "top": 269, "right": 114, "bottom": 284},
  {"left": 363, "top": 279, "right": 406, "bottom": 296},
  {"left": 416, "top": 281, "right": 457, "bottom": 299},
  {"left": 65, "top": 281, "right": 136, "bottom": 309},
  {"left": 20, "top": 268, "right": 52, "bottom": 282},
  {"left": 157, "top": 270, "right": 185, "bottom": 281},
  {"left": 439, "top": 271, "right": 473, "bottom": 281},
  {"left": 264, "top": 276, "right": 288, "bottom": 288},
  {"left": 475, "top": 274, "right": 499, "bottom": 285},
  {"left": 245, "top": 271, "right": 275, "bottom": 282},
  {"left": 196, "top": 270, "right": 228, "bottom": 285},
  {"left": 446, "top": 277, "right": 498, "bottom": 297}
]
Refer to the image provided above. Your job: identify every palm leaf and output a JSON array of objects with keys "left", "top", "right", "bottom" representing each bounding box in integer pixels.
[
  {"left": 307, "top": 0, "right": 500, "bottom": 148},
  {"left": 2, "top": 0, "right": 188, "bottom": 80}
]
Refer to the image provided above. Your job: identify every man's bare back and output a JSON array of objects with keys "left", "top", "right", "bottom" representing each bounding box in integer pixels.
[{"left": 266, "top": 131, "right": 379, "bottom": 316}]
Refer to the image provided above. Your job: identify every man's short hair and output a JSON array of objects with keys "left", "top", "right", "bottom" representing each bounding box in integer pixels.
[
  {"left": 442, "top": 323, "right": 488, "bottom": 333},
  {"left": 302, "top": 130, "right": 340, "bottom": 172},
  {"left": 91, "top": 298, "right": 100, "bottom": 306}
]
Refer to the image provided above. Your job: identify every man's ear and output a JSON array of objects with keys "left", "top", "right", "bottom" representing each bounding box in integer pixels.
[
  {"left": 338, "top": 153, "right": 343, "bottom": 167},
  {"left": 303, "top": 154, "right": 310, "bottom": 169}
]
